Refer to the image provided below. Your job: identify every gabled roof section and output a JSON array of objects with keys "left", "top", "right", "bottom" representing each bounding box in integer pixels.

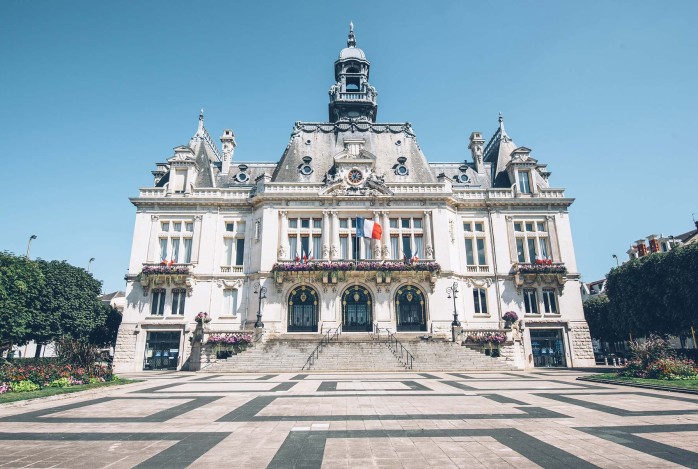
[
  {"left": 483, "top": 114, "right": 517, "bottom": 188},
  {"left": 189, "top": 110, "right": 222, "bottom": 163}
]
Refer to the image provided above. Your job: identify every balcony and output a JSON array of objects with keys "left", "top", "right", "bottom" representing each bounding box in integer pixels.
[
  {"left": 511, "top": 262, "right": 567, "bottom": 292},
  {"left": 138, "top": 263, "right": 192, "bottom": 294}
]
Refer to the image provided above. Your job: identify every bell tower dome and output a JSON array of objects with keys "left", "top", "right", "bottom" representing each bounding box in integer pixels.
[{"left": 328, "top": 23, "right": 378, "bottom": 122}]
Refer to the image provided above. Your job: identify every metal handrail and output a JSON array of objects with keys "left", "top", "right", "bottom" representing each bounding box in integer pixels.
[
  {"left": 301, "top": 326, "right": 341, "bottom": 370},
  {"left": 373, "top": 326, "right": 414, "bottom": 370}
]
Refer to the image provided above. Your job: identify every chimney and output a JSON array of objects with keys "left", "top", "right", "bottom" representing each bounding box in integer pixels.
[
  {"left": 635, "top": 239, "right": 648, "bottom": 257},
  {"left": 468, "top": 131, "right": 486, "bottom": 174},
  {"left": 648, "top": 235, "right": 660, "bottom": 253},
  {"left": 220, "top": 129, "right": 236, "bottom": 175}
]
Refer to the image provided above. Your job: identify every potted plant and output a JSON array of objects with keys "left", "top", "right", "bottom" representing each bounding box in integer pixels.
[
  {"left": 195, "top": 312, "right": 212, "bottom": 326},
  {"left": 502, "top": 311, "right": 518, "bottom": 329}
]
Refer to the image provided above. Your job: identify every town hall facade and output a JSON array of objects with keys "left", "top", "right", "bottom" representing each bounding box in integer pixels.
[{"left": 114, "top": 26, "right": 595, "bottom": 372}]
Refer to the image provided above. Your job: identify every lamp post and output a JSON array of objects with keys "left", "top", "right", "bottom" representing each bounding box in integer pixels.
[
  {"left": 26, "top": 235, "right": 37, "bottom": 259},
  {"left": 253, "top": 282, "right": 267, "bottom": 328},
  {"left": 87, "top": 258, "right": 95, "bottom": 273},
  {"left": 612, "top": 254, "right": 619, "bottom": 267},
  {"left": 446, "top": 281, "right": 460, "bottom": 342}
]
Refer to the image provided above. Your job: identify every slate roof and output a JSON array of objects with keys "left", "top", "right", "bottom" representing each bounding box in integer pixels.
[{"left": 483, "top": 117, "right": 517, "bottom": 188}]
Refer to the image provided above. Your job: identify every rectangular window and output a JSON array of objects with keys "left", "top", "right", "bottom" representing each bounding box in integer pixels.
[
  {"left": 401, "top": 219, "right": 410, "bottom": 228},
  {"left": 289, "top": 237, "right": 298, "bottom": 259},
  {"left": 402, "top": 235, "right": 412, "bottom": 259},
  {"left": 364, "top": 238, "right": 373, "bottom": 259},
  {"left": 476, "top": 238, "right": 486, "bottom": 265},
  {"left": 223, "top": 289, "right": 238, "bottom": 316},
  {"left": 301, "top": 219, "right": 310, "bottom": 229},
  {"left": 171, "top": 238, "right": 180, "bottom": 263},
  {"left": 313, "top": 219, "right": 322, "bottom": 229},
  {"left": 523, "top": 289, "right": 539, "bottom": 315},
  {"left": 159, "top": 238, "right": 168, "bottom": 262},
  {"left": 391, "top": 236, "right": 399, "bottom": 260},
  {"left": 473, "top": 288, "right": 488, "bottom": 314},
  {"left": 161, "top": 222, "right": 170, "bottom": 232},
  {"left": 339, "top": 218, "right": 348, "bottom": 229},
  {"left": 312, "top": 235, "right": 322, "bottom": 259},
  {"left": 173, "top": 222, "right": 182, "bottom": 232},
  {"left": 542, "top": 289, "right": 558, "bottom": 314},
  {"left": 351, "top": 236, "right": 359, "bottom": 259},
  {"left": 389, "top": 218, "right": 398, "bottom": 229},
  {"left": 514, "top": 220, "right": 550, "bottom": 263},
  {"left": 235, "top": 238, "right": 245, "bottom": 266},
  {"left": 516, "top": 239, "right": 526, "bottom": 263},
  {"left": 518, "top": 170, "right": 531, "bottom": 194},
  {"left": 237, "top": 222, "right": 245, "bottom": 234},
  {"left": 183, "top": 239, "right": 192, "bottom": 263},
  {"left": 151, "top": 289, "right": 166, "bottom": 316},
  {"left": 225, "top": 238, "right": 234, "bottom": 265},
  {"left": 171, "top": 289, "right": 186, "bottom": 315},
  {"left": 413, "top": 219, "right": 423, "bottom": 229},
  {"left": 340, "top": 236, "right": 348, "bottom": 259},
  {"left": 185, "top": 222, "right": 193, "bottom": 232},
  {"left": 538, "top": 238, "right": 549, "bottom": 259},
  {"left": 464, "top": 238, "right": 475, "bottom": 265},
  {"left": 463, "top": 222, "right": 472, "bottom": 232},
  {"left": 300, "top": 237, "right": 310, "bottom": 257},
  {"left": 414, "top": 236, "right": 423, "bottom": 258},
  {"left": 226, "top": 222, "right": 235, "bottom": 232},
  {"left": 527, "top": 238, "right": 537, "bottom": 262},
  {"left": 289, "top": 219, "right": 298, "bottom": 229}
]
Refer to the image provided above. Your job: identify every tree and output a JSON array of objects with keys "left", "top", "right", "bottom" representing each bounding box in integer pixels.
[
  {"left": 32, "top": 260, "right": 105, "bottom": 343},
  {"left": 89, "top": 302, "right": 122, "bottom": 347},
  {"left": 583, "top": 296, "right": 620, "bottom": 343},
  {"left": 0, "top": 252, "right": 44, "bottom": 356}
]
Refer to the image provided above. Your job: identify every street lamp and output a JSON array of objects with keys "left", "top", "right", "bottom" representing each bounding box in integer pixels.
[
  {"left": 253, "top": 282, "right": 267, "bottom": 328},
  {"left": 612, "top": 254, "right": 619, "bottom": 267},
  {"left": 87, "top": 258, "right": 95, "bottom": 272},
  {"left": 26, "top": 235, "right": 37, "bottom": 259},
  {"left": 446, "top": 281, "right": 461, "bottom": 342}
]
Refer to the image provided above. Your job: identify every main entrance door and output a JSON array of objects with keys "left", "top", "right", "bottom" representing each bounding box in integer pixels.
[
  {"left": 530, "top": 329, "right": 567, "bottom": 367},
  {"left": 143, "top": 331, "right": 181, "bottom": 370},
  {"left": 288, "top": 285, "right": 319, "bottom": 332},
  {"left": 396, "top": 285, "right": 427, "bottom": 332},
  {"left": 342, "top": 285, "right": 372, "bottom": 332}
]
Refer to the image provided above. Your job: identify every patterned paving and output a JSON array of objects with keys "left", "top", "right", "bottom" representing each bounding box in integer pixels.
[{"left": 0, "top": 371, "right": 697, "bottom": 468}]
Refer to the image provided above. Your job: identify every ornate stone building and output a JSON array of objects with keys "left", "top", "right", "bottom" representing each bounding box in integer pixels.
[{"left": 114, "top": 26, "right": 595, "bottom": 372}]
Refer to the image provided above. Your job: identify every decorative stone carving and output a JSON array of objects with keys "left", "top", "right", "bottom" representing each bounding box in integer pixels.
[
  {"left": 217, "top": 279, "right": 243, "bottom": 289},
  {"left": 464, "top": 277, "right": 493, "bottom": 288}
]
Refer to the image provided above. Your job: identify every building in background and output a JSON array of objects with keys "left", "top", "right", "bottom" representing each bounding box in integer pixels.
[{"left": 114, "top": 26, "right": 595, "bottom": 372}]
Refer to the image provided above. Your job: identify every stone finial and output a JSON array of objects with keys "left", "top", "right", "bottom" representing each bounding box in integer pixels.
[{"left": 347, "top": 22, "right": 356, "bottom": 47}]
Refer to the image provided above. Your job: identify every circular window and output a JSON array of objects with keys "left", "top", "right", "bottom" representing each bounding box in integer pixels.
[
  {"left": 347, "top": 169, "right": 363, "bottom": 185},
  {"left": 305, "top": 139, "right": 312, "bottom": 145},
  {"left": 456, "top": 174, "right": 470, "bottom": 184},
  {"left": 395, "top": 164, "right": 409, "bottom": 176},
  {"left": 299, "top": 164, "right": 313, "bottom": 175},
  {"left": 236, "top": 172, "right": 249, "bottom": 183},
  {"left": 395, "top": 140, "right": 402, "bottom": 146}
]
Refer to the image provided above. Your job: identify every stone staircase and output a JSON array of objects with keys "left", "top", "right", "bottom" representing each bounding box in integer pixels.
[{"left": 200, "top": 332, "right": 515, "bottom": 373}]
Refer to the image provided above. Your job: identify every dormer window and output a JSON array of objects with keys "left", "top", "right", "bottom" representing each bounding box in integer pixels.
[
  {"left": 517, "top": 170, "right": 531, "bottom": 194},
  {"left": 235, "top": 164, "right": 250, "bottom": 183},
  {"left": 394, "top": 156, "right": 408, "bottom": 176},
  {"left": 173, "top": 169, "right": 188, "bottom": 193},
  {"left": 299, "top": 156, "right": 313, "bottom": 176}
]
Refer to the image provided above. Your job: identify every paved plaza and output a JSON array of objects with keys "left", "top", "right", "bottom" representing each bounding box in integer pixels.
[{"left": 0, "top": 370, "right": 697, "bottom": 468}]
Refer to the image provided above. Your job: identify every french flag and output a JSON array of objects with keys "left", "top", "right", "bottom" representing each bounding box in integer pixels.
[{"left": 356, "top": 217, "right": 382, "bottom": 240}]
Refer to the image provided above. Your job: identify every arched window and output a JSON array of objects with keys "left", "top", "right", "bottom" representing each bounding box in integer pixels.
[
  {"left": 288, "top": 285, "right": 319, "bottom": 332},
  {"left": 342, "top": 285, "right": 373, "bottom": 332},
  {"left": 395, "top": 285, "right": 426, "bottom": 332}
]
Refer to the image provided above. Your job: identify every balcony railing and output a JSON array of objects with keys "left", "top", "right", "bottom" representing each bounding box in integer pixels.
[
  {"left": 220, "top": 266, "right": 244, "bottom": 273},
  {"left": 271, "top": 260, "right": 440, "bottom": 273},
  {"left": 513, "top": 262, "right": 567, "bottom": 275}
]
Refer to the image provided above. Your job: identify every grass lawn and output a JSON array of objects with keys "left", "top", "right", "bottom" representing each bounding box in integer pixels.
[
  {"left": 0, "top": 379, "right": 136, "bottom": 404},
  {"left": 586, "top": 373, "right": 698, "bottom": 390}
]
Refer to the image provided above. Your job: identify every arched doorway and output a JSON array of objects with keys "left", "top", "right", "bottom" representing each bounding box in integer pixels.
[
  {"left": 288, "top": 285, "right": 319, "bottom": 332},
  {"left": 342, "top": 285, "right": 373, "bottom": 332},
  {"left": 395, "top": 285, "right": 427, "bottom": 332}
]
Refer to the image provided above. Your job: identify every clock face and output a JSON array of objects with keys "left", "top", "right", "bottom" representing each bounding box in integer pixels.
[
  {"left": 347, "top": 169, "right": 363, "bottom": 185},
  {"left": 347, "top": 111, "right": 360, "bottom": 117}
]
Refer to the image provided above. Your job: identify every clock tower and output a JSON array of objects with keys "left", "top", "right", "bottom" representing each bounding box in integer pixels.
[{"left": 328, "top": 23, "right": 378, "bottom": 122}]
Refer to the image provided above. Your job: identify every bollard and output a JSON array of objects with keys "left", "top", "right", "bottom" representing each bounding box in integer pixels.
[{"left": 604, "top": 357, "right": 608, "bottom": 366}]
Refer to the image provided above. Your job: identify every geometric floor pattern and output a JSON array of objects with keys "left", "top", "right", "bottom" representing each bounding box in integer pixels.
[{"left": 0, "top": 370, "right": 697, "bottom": 468}]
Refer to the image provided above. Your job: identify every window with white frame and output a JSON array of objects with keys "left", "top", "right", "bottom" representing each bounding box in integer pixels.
[
  {"left": 150, "top": 289, "right": 166, "bottom": 316},
  {"left": 473, "top": 288, "right": 488, "bottom": 315},
  {"left": 517, "top": 170, "right": 532, "bottom": 194},
  {"left": 463, "top": 221, "right": 487, "bottom": 269},
  {"left": 222, "top": 289, "right": 238, "bottom": 316},
  {"left": 171, "top": 289, "right": 186, "bottom": 315},
  {"left": 542, "top": 288, "right": 559, "bottom": 314},
  {"left": 223, "top": 221, "right": 246, "bottom": 266},
  {"left": 523, "top": 288, "right": 539, "bottom": 315},
  {"left": 159, "top": 221, "right": 194, "bottom": 263},
  {"left": 389, "top": 216, "right": 423, "bottom": 260},
  {"left": 288, "top": 216, "right": 322, "bottom": 259},
  {"left": 513, "top": 220, "right": 550, "bottom": 263},
  {"left": 338, "top": 217, "right": 374, "bottom": 260}
]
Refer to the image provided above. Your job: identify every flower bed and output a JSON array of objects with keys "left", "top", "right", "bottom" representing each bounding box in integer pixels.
[
  {"left": 272, "top": 260, "right": 441, "bottom": 273},
  {"left": 140, "top": 264, "right": 190, "bottom": 275},
  {"left": 515, "top": 263, "right": 567, "bottom": 274},
  {"left": 464, "top": 332, "right": 507, "bottom": 345},
  {"left": 207, "top": 333, "right": 253, "bottom": 359},
  {"left": 0, "top": 361, "right": 114, "bottom": 395}
]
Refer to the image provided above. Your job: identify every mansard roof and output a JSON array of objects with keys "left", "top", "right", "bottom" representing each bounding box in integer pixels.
[{"left": 270, "top": 121, "right": 436, "bottom": 184}]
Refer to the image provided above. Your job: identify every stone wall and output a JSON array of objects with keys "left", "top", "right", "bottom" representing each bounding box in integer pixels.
[
  {"left": 569, "top": 323, "right": 595, "bottom": 366},
  {"left": 113, "top": 323, "right": 138, "bottom": 373}
]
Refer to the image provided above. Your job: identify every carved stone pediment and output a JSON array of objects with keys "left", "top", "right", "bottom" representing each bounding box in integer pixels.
[{"left": 168, "top": 145, "right": 196, "bottom": 164}]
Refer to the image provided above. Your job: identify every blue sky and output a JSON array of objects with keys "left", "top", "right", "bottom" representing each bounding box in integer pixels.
[{"left": 1, "top": 1, "right": 696, "bottom": 292}]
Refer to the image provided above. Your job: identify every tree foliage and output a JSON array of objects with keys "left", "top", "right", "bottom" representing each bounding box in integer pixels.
[
  {"left": 0, "top": 252, "right": 44, "bottom": 355},
  {"left": 588, "top": 243, "right": 698, "bottom": 341}
]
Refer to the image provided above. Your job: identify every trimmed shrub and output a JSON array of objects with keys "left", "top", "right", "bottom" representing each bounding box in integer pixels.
[{"left": 10, "top": 380, "right": 40, "bottom": 392}]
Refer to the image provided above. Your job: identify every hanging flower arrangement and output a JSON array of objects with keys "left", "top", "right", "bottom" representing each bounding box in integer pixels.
[{"left": 195, "top": 312, "right": 212, "bottom": 324}]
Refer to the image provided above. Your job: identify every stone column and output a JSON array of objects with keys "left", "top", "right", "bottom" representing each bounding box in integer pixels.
[
  {"left": 546, "top": 215, "right": 561, "bottom": 262},
  {"left": 278, "top": 211, "right": 289, "bottom": 260},
  {"left": 424, "top": 210, "right": 433, "bottom": 259},
  {"left": 381, "top": 211, "right": 391, "bottom": 259},
  {"left": 191, "top": 215, "right": 203, "bottom": 263},
  {"left": 322, "top": 211, "right": 330, "bottom": 259},
  {"left": 505, "top": 216, "right": 517, "bottom": 263},
  {"left": 331, "top": 212, "right": 340, "bottom": 260}
]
